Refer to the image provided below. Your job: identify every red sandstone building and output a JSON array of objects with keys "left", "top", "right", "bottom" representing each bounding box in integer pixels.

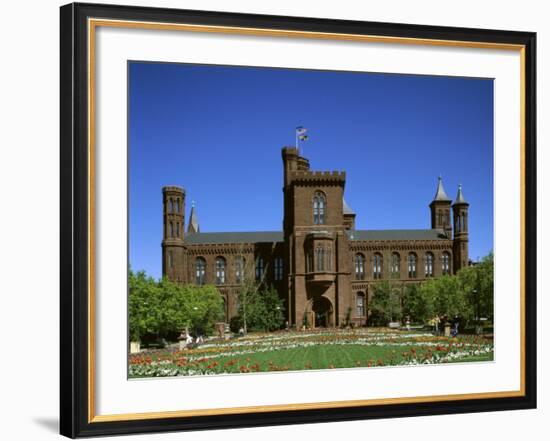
[{"left": 162, "top": 147, "right": 469, "bottom": 328}]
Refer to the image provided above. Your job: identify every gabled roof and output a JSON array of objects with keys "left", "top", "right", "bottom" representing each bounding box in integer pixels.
[
  {"left": 184, "top": 228, "right": 449, "bottom": 245},
  {"left": 184, "top": 231, "right": 283, "bottom": 245},
  {"left": 343, "top": 198, "right": 355, "bottom": 215},
  {"left": 347, "top": 229, "right": 449, "bottom": 241},
  {"left": 432, "top": 176, "right": 451, "bottom": 202}
]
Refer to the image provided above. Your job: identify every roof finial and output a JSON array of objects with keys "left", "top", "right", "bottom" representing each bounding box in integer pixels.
[{"left": 454, "top": 183, "right": 468, "bottom": 205}]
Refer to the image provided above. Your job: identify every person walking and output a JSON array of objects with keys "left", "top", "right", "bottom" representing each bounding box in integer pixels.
[{"left": 433, "top": 315, "right": 441, "bottom": 335}]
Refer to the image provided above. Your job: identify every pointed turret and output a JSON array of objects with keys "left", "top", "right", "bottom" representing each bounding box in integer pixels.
[
  {"left": 188, "top": 200, "right": 200, "bottom": 234},
  {"left": 429, "top": 176, "right": 452, "bottom": 237},
  {"left": 432, "top": 176, "right": 451, "bottom": 202},
  {"left": 453, "top": 184, "right": 468, "bottom": 205}
]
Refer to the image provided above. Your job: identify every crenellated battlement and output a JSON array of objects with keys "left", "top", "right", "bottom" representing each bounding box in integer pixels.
[
  {"left": 289, "top": 170, "right": 346, "bottom": 184},
  {"left": 162, "top": 185, "right": 185, "bottom": 194}
]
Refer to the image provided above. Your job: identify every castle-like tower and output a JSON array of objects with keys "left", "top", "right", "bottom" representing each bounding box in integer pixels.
[
  {"left": 429, "top": 176, "right": 453, "bottom": 238},
  {"left": 162, "top": 147, "right": 470, "bottom": 328},
  {"left": 282, "top": 147, "right": 349, "bottom": 327},
  {"left": 161, "top": 186, "right": 186, "bottom": 282},
  {"left": 453, "top": 184, "right": 470, "bottom": 271}
]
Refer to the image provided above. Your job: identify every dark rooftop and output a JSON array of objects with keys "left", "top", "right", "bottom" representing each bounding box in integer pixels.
[
  {"left": 347, "top": 229, "right": 448, "bottom": 241},
  {"left": 184, "top": 228, "right": 449, "bottom": 245},
  {"left": 185, "top": 231, "right": 284, "bottom": 244}
]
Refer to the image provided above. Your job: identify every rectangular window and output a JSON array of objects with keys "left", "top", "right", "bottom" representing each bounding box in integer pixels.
[
  {"left": 274, "top": 257, "right": 283, "bottom": 281},
  {"left": 408, "top": 255, "right": 417, "bottom": 278},
  {"left": 373, "top": 254, "right": 382, "bottom": 279},
  {"left": 316, "top": 248, "right": 324, "bottom": 272},
  {"left": 235, "top": 257, "right": 244, "bottom": 284},
  {"left": 356, "top": 294, "right": 365, "bottom": 317},
  {"left": 442, "top": 253, "right": 451, "bottom": 275},
  {"left": 355, "top": 255, "right": 365, "bottom": 280},
  {"left": 255, "top": 258, "right": 264, "bottom": 280},
  {"left": 215, "top": 259, "right": 225, "bottom": 285}
]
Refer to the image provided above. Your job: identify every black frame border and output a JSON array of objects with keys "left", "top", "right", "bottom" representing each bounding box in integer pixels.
[{"left": 60, "top": 2, "right": 537, "bottom": 438}]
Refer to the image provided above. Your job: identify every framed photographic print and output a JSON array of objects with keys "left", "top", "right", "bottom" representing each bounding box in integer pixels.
[{"left": 60, "top": 2, "right": 537, "bottom": 438}]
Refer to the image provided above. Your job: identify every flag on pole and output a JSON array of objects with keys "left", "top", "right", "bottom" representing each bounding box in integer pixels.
[{"left": 296, "top": 126, "right": 308, "bottom": 141}]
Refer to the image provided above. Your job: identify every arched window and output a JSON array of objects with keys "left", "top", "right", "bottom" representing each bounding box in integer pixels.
[
  {"left": 313, "top": 191, "right": 326, "bottom": 225},
  {"left": 442, "top": 252, "right": 451, "bottom": 275},
  {"left": 175, "top": 222, "right": 180, "bottom": 238},
  {"left": 195, "top": 257, "right": 206, "bottom": 285},
  {"left": 274, "top": 257, "right": 284, "bottom": 281},
  {"left": 315, "top": 246, "right": 325, "bottom": 271},
  {"left": 425, "top": 252, "right": 434, "bottom": 277},
  {"left": 354, "top": 254, "right": 365, "bottom": 280},
  {"left": 215, "top": 257, "right": 226, "bottom": 285},
  {"left": 168, "top": 198, "right": 173, "bottom": 213},
  {"left": 408, "top": 253, "right": 417, "bottom": 278},
  {"left": 306, "top": 252, "right": 313, "bottom": 273},
  {"left": 390, "top": 252, "right": 400, "bottom": 278},
  {"left": 234, "top": 256, "right": 245, "bottom": 284},
  {"left": 373, "top": 253, "right": 383, "bottom": 280},
  {"left": 326, "top": 247, "right": 333, "bottom": 272},
  {"left": 356, "top": 292, "right": 366, "bottom": 317},
  {"left": 169, "top": 222, "right": 174, "bottom": 238},
  {"left": 255, "top": 257, "right": 264, "bottom": 280}
]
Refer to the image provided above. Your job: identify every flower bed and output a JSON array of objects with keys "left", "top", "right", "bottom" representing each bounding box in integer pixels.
[{"left": 128, "top": 328, "right": 493, "bottom": 378}]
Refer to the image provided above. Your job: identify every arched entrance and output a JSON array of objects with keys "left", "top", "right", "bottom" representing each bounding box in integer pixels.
[{"left": 312, "top": 296, "right": 333, "bottom": 328}]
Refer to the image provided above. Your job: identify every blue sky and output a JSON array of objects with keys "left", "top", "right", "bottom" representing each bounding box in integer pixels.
[{"left": 129, "top": 62, "right": 494, "bottom": 280}]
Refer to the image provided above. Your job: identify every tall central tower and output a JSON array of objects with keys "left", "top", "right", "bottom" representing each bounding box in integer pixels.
[{"left": 282, "top": 147, "right": 350, "bottom": 328}]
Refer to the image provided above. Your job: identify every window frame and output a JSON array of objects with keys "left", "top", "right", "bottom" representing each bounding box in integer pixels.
[
  {"left": 313, "top": 191, "right": 327, "bottom": 225},
  {"left": 215, "top": 256, "right": 226, "bottom": 285},
  {"left": 195, "top": 257, "right": 206, "bottom": 285},
  {"left": 408, "top": 253, "right": 417, "bottom": 279},
  {"left": 354, "top": 253, "right": 365, "bottom": 280}
]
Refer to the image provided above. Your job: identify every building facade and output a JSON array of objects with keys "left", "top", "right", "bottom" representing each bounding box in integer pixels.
[{"left": 162, "top": 147, "right": 469, "bottom": 328}]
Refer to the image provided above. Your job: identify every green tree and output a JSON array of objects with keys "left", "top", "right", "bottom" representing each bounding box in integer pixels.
[
  {"left": 235, "top": 285, "right": 285, "bottom": 332},
  {"left": 235, "top": 253, "right": 271, "bottom": 333},
  {"left": 182, "top": 284, "right": 225, "bottom": 335},
  {"left": 403, "top": 283, "right": 433, "bottom": 324},
  {"left": 457, "top": 252, "right": 494, "bottom": 323},
  {"left": 129, "top": 269, "right": 225, "bottom": 341},
  {"left": 370, "top": 281, "right": 402, "bottom": 325},
  {"left": 258, "top": 285, "right": 285, "bottom": 331},
  {"left": 128, "top": 269, "right": 159, "bottom": 342}
]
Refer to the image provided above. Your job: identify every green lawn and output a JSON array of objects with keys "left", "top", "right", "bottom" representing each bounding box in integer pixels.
[
  {"left": 197, "top": 344, "right": 493, "bottom": 373},
  {"left": 129, "top": 329, "right": 494, "bottom": 377}
]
